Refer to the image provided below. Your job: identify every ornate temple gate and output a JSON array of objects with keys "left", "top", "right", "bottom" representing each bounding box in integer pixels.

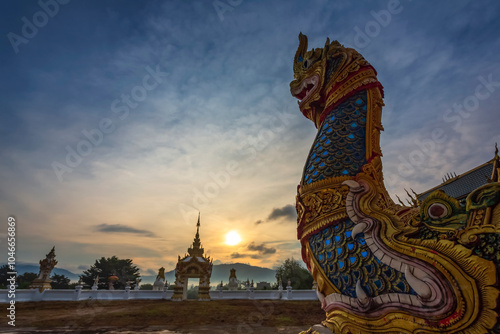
[{"left": 171, "top": 215, "right": 213, "bottom": 301}]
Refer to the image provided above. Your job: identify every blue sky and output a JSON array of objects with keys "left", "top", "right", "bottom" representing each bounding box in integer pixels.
[{"left": 1, "top": 0, "right": 499, "bottom": 276}]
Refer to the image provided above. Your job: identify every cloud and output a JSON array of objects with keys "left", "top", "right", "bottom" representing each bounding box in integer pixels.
[
  {"left": 77, "top": 265, "right": 88, "bottom": 271},
  {"left": 247, "top": 242, "right": 276, "bottom": 255},
  {"left": 230, "top": 252, "right": 263, "bottom": 260},
  {"left": 254, "top": 220, "right": 263, "bottom": 225},
  {"left": 231, "top": 242, "right": 277, "bottom": 259},
  {"left": 267, "top": 204, "right": 297, "bottom": 221},
  {"left": 94, "top": 224, "right": 156, "bottom": 237}
]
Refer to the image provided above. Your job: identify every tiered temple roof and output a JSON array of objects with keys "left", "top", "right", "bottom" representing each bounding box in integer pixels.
[{"left": 418, "top": 146, "right": 499, "bottom": 202}]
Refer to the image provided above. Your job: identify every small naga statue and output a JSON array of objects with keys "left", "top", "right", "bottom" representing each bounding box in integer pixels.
[
  {"left": 153, "top": 266, "right": 166, "bottom": 291},
  {"left": 290, "top": 33, "right": 500, "bottom": 333},
  {"left": 36, "top": 246, "right": 58, "bottom": 281}
]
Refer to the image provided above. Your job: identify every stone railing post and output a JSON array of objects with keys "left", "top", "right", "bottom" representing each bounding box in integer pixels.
[
  {"left": 286, "top": 282, "right": 292, "bottom": 300},
  {"left": 124, "top": 286, "right": 131, "bottom": 300},
  {"left": 74, "top": 284, "right": 83, "bottom": 301}
]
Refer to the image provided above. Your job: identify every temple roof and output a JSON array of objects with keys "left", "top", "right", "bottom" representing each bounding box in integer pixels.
[{"left": 418, "top": 152, "right": 499, "bottom": 202}]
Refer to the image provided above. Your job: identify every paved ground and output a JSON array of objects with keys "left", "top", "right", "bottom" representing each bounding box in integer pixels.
[{"left": 0, "top": 326, "right": 313, "bottom": 333}]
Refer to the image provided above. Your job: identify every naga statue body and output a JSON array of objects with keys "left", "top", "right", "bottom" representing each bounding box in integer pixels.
[{"left": 290, "top": 33, "right": 500, "bottom": 333}]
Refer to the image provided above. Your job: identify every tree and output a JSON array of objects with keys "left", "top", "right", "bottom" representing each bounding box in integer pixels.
[
  {"left": 275, "top": 258, "right": 314, "bottom": 290},
  {"left": 186, "top": 284, "right": 199, "bottom": 299},
  {"left": 17, "top": 272, "right": 38, "bottom": 289},
  {"left": 50, "top": 273, "right": 71, "bottom": 289},
  {"left": 139, "top": 283, "right": 153, "bottom": 290},
  {"left": 0, "top": 265, "right": 10, "bottom": 289},
  {"left": 69, "top": 282, "right": 79, "bottom": 289},
  {"left": 80, "top": 256, "right": 140, "bottom": 290}
]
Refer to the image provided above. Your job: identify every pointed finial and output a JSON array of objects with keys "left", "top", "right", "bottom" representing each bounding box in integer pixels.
[
  {"left": 197, "top": 212, "right": 200, "bottom": 228},
  {"left": 495, "top": 142, "right": 499, "bottom": 159}
]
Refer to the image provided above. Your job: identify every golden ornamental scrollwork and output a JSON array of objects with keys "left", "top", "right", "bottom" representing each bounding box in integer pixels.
[{"left": 297, "top": 182, "right": 350, "bottom": 241}]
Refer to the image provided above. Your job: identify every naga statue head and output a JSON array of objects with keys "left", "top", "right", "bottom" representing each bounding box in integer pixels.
[{"left": 290, "top": 33, "right": 500, "bottom": 334}]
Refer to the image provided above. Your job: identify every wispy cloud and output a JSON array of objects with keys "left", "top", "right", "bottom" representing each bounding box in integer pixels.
[
  {"left": 230, "top": 242, "right": 277, "bottom": 259},
  {"left": 247, "top": 242, "right": 276, "bottom": 255},
  {"left": 267, "top": 204, "right": 297, "bottom": 221},
  {"left": 95, "top": 224, "right": 156, "bottom": 237}
]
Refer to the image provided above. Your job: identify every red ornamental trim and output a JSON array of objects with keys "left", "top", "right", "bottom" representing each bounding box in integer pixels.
[{"left": 319, "top": 81, "right": 384, "bottom": 126}]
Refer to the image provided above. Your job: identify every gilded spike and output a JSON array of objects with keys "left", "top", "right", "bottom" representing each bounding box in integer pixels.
[{"left": 395, "top": 194, "right": 405, "bottom": 206}]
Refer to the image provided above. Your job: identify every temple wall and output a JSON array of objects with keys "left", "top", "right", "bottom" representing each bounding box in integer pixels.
[{"left": 0, "top": 288, "right": 317, "bottom": 302}]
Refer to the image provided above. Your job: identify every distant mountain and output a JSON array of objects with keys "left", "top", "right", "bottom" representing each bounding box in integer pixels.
[
  {"left": 1, "top": 263, "right": 81, "bottom": 282},
  {"left": 140, "top": 263, "right": 276, "bottom": 285},
  {"left": 2, "top": 262, "right": 277, "bottom": 286}
]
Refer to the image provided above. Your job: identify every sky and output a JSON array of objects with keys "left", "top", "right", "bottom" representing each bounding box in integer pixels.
[{"left": 0, "top": 0, "right": 499, "bottom": 278}]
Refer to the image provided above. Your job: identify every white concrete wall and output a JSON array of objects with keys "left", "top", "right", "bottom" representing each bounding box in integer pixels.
[{"left": 0, "top": 288, "right": 317, "bottom": 302}]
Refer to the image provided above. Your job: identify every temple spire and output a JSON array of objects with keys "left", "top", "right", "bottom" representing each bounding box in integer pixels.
[
  {"left": 188, "top": 213, "right": 203, "bottom": 257},
  {"left": 196, "top": 212, "right": 200, "bottom": 239}
]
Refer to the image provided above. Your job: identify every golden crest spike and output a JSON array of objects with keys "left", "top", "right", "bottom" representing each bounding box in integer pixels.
[
  {"left": 322, "top": 37, "right": 331, "bottom": 57},
  {"left": 411, "top": 188, "right": 421, "bottom": 206},
  {"left": 495, "top": 142, "right": 499, "bottom": 159},
  {"left": 404, "top": 188, "right": 413, "bottom": 200},
  {"left": 295, "top": 33, "right": 308, "bottom": 66},
  {"left": 395, "top": 194, "right": 405, "bottom": 206}
]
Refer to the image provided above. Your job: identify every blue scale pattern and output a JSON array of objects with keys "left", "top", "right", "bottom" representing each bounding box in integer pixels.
[
  {"left": 309, "top": 219, "right": 416, "bottom": 298},
  {"left": 302, "top": 90, "right": 368, "bottom": 185}
]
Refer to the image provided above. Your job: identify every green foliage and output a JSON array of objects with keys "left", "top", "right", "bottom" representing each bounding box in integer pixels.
[
  {"left": 17, "top": 272, "right": 38, "bottom": 289},
  {"left": 50, "top": 273, "right": 71, "bottom": 289},
  {"left": 69, "top": 282, "right": 79, "bottom": 289},
  {"left": 80, "top": 256, "right": 140, "bottom": 290},
  {"left": 275, "top": 258, "right": 313, "bottom": 290},
  {"left": 0, "top": 265, "right": 10, "bottom": 289},
  {"left": 186, "top": 284, "right": 199, "bottom": 299},
  {"left": 139, "top": 283, "right": 153, "bottom": 290}
]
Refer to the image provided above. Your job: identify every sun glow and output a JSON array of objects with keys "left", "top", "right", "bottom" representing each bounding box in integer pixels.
[{"left": 225, "top": 231, "right": 242, "bottom": 246}]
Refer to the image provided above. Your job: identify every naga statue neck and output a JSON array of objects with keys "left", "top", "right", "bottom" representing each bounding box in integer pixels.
[{"left": 290, "top": 33, "right": 385, "bottom": 190}]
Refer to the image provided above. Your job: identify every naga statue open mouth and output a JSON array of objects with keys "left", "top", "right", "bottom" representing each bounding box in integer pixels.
[
  {"left": 291, "top": 75, "right": 320, "bottom": 106},
  {"left": 290, "top": 33, "right": 500, "bottom": 334}
]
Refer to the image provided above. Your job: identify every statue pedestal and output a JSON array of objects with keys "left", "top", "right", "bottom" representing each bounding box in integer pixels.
[{"left": 29, "top": 279, "right": 52, "bottom": 293}]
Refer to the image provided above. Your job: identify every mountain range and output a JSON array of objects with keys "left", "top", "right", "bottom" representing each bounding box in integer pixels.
[
  {"left": 142, "top": 262, "right": 277, "bottom": 285},
  {"left": 3, "top": 262, "right": 276, "bottom": 285},
  {"left": 2, "top": 263, "right": 81, "bottom": 282}
]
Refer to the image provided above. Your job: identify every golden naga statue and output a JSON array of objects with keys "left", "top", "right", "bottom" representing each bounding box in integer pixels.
[{"left": 290, "top": 33, "right": 500, "bottom": 333}]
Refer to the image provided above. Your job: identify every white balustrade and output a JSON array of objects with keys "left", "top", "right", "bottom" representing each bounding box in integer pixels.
[{"left": 0, "top": 288, "right": 317, "bottom": 302}]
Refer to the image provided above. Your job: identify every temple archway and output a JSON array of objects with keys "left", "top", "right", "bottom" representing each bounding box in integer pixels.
[{"left": 172, "top": 214, "right": 213, "bottom": 301}]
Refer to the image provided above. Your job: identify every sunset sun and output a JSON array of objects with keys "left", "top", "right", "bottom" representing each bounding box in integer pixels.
[{"left": 225, "top": 231, "right": 242, "bottom": 246}]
